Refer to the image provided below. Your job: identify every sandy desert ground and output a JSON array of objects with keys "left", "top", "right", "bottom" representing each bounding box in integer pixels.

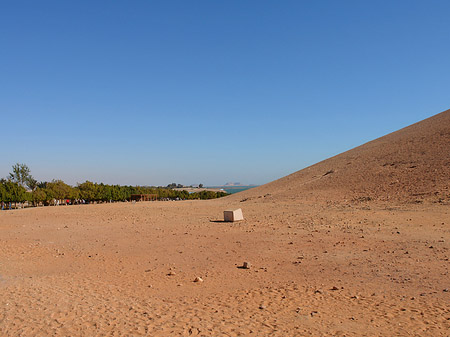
[
  {"left": 0, "top": 198, "right": 449, "bottom": 336},
  {"left": 1, "top": 109, "right": 449, "bottom": 336}
]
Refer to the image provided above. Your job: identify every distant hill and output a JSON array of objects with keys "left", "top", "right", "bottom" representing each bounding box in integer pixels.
[
  {"left": 224, "top": 182, "right": 243, "bottom": 187},
  {"left": 232, "top": 109, "right": 450, "bottom": 204}
]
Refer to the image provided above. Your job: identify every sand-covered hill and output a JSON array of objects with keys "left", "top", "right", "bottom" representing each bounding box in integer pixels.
[{"left": 236, "top": 109, "right": 450, "bottom": 204}]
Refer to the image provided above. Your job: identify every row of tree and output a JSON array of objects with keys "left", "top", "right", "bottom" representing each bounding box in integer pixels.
[{"left": 1, "top": 164, "right": 228, "bottom": 206}]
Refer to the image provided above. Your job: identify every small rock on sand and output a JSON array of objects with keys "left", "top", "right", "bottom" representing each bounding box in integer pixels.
[{"left": 194, "top": 276, "right": 203, "bottom": 283}]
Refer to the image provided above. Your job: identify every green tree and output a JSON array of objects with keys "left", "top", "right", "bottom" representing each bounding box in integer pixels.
[
  {"left": 32, "top": 188, "right": 47, "bottom": 206},
  {"left": 78, "top": 181, "right": 97, "bottom": 201},
  {"left": 69, "top": 187, "right": 80, "bottom": 200},
  {"left": 1, "top": 179, "right": 26, "bottom": 207},
  {"left": 111, "top": 185, "right": 121, "bottom": 201},
  {"left": 0, "top": 179, "right": 9, "bottom": 203},
  {"left": 27, "top": 177, "right": 38, "bottom": 191},
  {"left": 9, "top": 163, "right": 35, "bottom": 189},
  {"left": 45, "top": 180, "right": 73, "bottom": 200}
]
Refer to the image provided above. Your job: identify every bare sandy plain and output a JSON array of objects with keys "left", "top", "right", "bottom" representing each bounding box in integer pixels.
[{"left": 1, "top": 109, "right": 449, "bottom": 336}]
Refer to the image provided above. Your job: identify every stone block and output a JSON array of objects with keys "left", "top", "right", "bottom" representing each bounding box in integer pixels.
[{"left": 224, "top": 208, "right": 244, "bottom": 222}]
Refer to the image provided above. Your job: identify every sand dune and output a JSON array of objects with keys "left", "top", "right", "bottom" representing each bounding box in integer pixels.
[
  {"left": 234, "top": 109, "right": 450, "bottom": 204},
  {"left": 1, "top": 109, "right": 449, "bottom": 336}
]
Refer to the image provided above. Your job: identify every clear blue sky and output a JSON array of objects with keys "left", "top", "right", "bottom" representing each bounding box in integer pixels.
[{"left": 1, "top": 1, "right": 449, "bottom": 186}]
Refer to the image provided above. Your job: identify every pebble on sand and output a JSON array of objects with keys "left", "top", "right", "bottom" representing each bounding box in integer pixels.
[
  {"left": 194, "top": 276, "right": 203, "bottom": 283},
  {"left": 243, "top": 262, "right": 251, "bottom": 269}
]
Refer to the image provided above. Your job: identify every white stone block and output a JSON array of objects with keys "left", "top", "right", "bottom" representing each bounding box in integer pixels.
[{"left": 224, "top": 208, "right": 244, "bottom": 222}]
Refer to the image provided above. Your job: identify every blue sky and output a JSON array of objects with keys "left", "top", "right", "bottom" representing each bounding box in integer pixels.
[{"left": 1, "top": 1, "right": 449, "bottom": 186}]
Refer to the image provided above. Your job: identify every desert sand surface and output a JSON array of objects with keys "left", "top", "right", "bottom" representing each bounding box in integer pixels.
[
  {"left": 0, "top": 200, "right": 449, "bottom": 336},
  {"left": 1, "top": 109, "right": 449, "bottom": 336}
]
